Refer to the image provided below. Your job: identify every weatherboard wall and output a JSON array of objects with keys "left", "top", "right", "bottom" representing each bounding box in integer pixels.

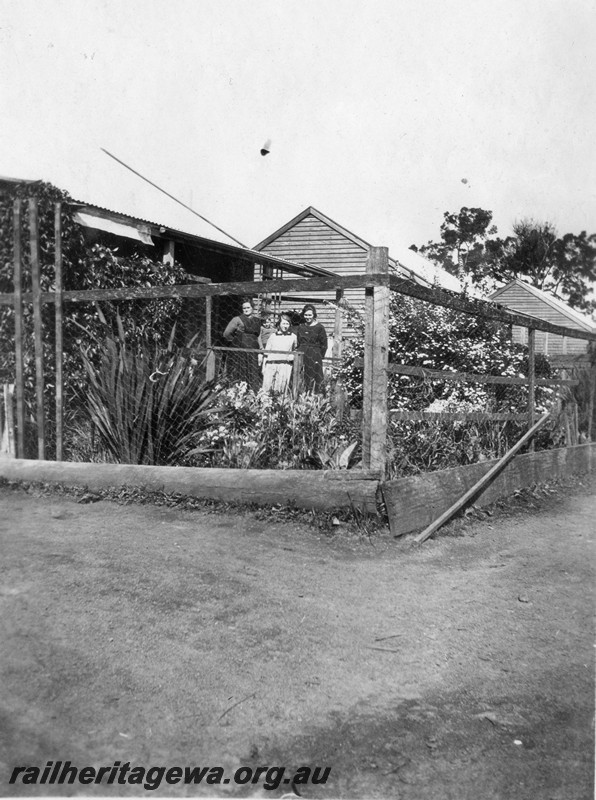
[
  {"left": 254, "top": 212, "right": 369, "bottom": 339},
  {"left": 495, "top": 283, "right": 590, "bottom": 355}
]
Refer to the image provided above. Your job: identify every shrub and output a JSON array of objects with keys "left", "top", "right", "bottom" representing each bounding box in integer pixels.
[
  {"left": 80, "top": 319, "right": 222, "bottom": 466},
  {"left": 337, "top": 292, "right": 560, "bottom": 476},
  {"left": 193, "top": 384, "right": 360, "bottom": 469},
  {"left": 0, "top": 179, "right": 192, "bottom": 456}
]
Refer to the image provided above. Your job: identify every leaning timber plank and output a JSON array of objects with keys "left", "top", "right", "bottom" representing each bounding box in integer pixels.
[
  {"left": 382, "top": 442, "right": 596, "bottom": 539},
  {"left": 0, "top": 461, "right": 379, "bottom": 514},
  {"left": 413, "top": 411, "right": 551, "bottom": 543}
]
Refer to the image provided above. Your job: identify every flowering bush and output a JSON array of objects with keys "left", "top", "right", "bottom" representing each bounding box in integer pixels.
[
  {"left": 190, "top": 384, "right": 360, "bottom": 469},
  {"left": 337, "top": 292, "right": 559, "bottom": 476},
  {"left": 338, "top": 293, "right": 553, "bottom": 410}
]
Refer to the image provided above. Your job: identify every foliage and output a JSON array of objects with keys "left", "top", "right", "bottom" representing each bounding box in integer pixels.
[
  {"left": 338, "top": 292, "right": 552, "bottom": 409},
  {"left": 193, "top": 383, "right": 360, "bottom": 470},
  {"left": 337, "top": 292, "right": 561, "bottom": 477},
  {"left": 79, "top": 318, "right": 221, "bottom": 466},
  {"left": 501, "top": 222, "right": 596, "bottom": 314},
  {"left": 0, "top": 179, "right": 193, "bottom": 452},
  {"left": 414, "top": 206, "right": 596, "bottom": 314},
  {"left": 414, "top": 207, "right": 502, "bottom": 286}
]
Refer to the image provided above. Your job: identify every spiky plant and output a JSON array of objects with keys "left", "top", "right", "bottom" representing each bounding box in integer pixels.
[{"left": 80, "top": 312, "right": 223, "bottom": 465}]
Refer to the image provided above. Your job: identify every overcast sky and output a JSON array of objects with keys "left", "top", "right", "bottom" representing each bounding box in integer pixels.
[{"left": 1, "top": 0, "right": 594, "bottom": 253}]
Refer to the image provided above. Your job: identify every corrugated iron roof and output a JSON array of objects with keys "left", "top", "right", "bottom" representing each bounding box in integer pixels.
[{"left": 76, "top": 202, "right": 338, "bottom": 278}]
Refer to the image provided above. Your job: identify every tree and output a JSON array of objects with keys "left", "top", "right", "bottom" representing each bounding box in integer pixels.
[
  {"left": 496, "top": 221, "right": 596, "bottom": 314},
  {"left": 413, "top": 207, "right": 506, "bottom": 287},
  {"left": 414, "top": 207, "right": 596, "bottom": 314}
]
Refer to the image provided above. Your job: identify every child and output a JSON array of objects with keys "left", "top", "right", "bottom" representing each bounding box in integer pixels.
[{"left": 262, "top": 314, "right": 297, "bottom": 393}]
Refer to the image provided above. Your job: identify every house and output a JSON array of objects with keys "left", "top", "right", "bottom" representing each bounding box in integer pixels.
[
  {"left": 490, "top": 279, "right": 596, "bottom": 355},
  {"left": 0, "top": 177, "right": 336, "bottom": 347},
  {"left": 252, "top": 206, "right": 461, "bottom": 348},
  {"left": 75, "top": 203, "right": 352, "bottom": 349}
]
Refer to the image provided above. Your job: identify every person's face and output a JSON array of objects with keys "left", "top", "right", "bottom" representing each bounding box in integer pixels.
[
  {"left": 304, "top": 309, "right": 314, "bottom": 323},
  {"left": 242, "top": 302, "right": 253, "bottom": 316},
  {"left": 279, "top": 317, "right": 291, "bottom": 332}
]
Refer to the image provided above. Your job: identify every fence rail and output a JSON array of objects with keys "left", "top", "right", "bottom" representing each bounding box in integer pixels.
[
  {"left": 354, "top": 359, "right": 579, "bottom": 387},
  {"left": 389, "top": 275, "right": 596, "bottom": 342},
  {"left": 389, "top": 411, "right": 529, "bottom": 422}
]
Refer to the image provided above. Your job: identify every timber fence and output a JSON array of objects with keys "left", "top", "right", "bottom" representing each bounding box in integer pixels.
[{"left": 1, "top": 199, "right": 595, "bottom": 480}]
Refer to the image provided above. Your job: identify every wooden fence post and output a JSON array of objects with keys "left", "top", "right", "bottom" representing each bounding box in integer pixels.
[
  {"left": 13, "top": 199, "right": 25, "bottom": 458},
  {"left": 205, "top": 296, "right": 215, "bottom": 381},
  {"left": 362, "top": 247, "right": 389, "bottom": 475},
  {"left": 528, "top": 327, "right": 535, "bottom": 453},
  {"left": 54, "top": 203, "right": 63, "bottom": 460},
  {"left": 292, "top": 351, "right": 303, "bottom": 395},
  {"left": 333, "top": 288, "right": 343, "bottom": 360},
  {"left": 588, "top": 365, "right": 596, "bottom": 442},
  {"left": 1, "top": 384, "right": 15, "bottom": 457},
  {"left": 29, "top": 199, "right": 45, "bottom": 460}
]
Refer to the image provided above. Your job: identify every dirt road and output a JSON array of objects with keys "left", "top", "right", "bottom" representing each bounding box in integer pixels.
[{"left": 0, "top": 477, "right": 594, "bottom": 798}]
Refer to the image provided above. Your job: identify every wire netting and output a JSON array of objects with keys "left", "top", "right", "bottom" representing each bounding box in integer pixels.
[
  {"left": 1, "top": 262, "right": 594, "bottom": 473},
  {"left": 35, "top": 290, "right": 359, "bottom": 469}
]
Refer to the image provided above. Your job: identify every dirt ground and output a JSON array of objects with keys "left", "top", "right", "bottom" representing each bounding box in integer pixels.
[{"left": 0, "top": 474, "right": 594, "bottom": 799}]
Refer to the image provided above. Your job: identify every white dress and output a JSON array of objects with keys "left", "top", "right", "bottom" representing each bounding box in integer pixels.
[{"left": 262, "top": 331, "right": 297, "bottom": 393}]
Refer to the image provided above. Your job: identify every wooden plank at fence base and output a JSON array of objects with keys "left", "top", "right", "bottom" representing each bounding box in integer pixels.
[
  {"left": 382, "top": 442, "right": 596, "bottom": 538},
  {"left": 0, "top": 461, "right": 380, "bottom": 514},
  {"left": 414, "top": 411, "right": 551, "bottom": 543}
]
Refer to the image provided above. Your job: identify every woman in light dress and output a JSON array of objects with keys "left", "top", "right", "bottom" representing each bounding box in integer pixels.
[{"left": 262, "top": 314, "right": 297, "bottom": 393}]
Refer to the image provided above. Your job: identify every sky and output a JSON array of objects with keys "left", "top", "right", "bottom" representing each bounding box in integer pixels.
[{"left": 1, "top": 0, "right": 595, "bottom": 254}]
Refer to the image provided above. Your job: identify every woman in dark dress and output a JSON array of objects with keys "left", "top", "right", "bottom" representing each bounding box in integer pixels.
[
  {"left": 223, "top": 299, "right": 262, "bottom": 391},
  {"left": 296, "top": 304, "right": 328, "bottom": 393}
]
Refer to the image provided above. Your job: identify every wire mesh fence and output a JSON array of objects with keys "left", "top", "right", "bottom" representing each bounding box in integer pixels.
[
  {"left": 2, "top": 276, "right": 595, "bottom": 472},
  {"left": 1, "top": 197, "right": 595, "bottom": 476},
  {"left": 24, "top": 290, "right": 357, "bottom": 469},
  {"left": 333, "top": 287, "right": 595, "bottom": 478}
]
